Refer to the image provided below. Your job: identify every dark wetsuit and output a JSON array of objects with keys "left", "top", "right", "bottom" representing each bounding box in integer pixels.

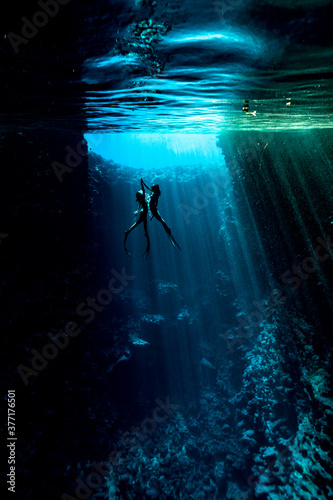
[
  {"left": 144, "top": 182, "right": 181, "bottom": 250},
  {"left": 124, "top": 180, "right": 150, "bottom": 258},
  {"left": 149, "top": 191, "right": 171, "bottom": 234}
]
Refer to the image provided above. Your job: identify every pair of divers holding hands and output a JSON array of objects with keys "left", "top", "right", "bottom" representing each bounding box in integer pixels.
[{"left": 124, "top": 178, "right": 181, "bottom": 258}]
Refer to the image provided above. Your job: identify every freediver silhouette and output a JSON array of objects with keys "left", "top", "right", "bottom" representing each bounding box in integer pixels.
[
  {"left": 124, "top": 178, "right": 150, "bottom": 258},
  {"left": 142, "top": 179, "right": 181, "bottom": 251}
]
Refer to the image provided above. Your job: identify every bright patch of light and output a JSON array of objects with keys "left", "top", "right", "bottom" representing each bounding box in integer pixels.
[
  {"left": 94, "top": 55, "right": 125, "bottom": 68},
  {"left": 160, "top": 27, "right": 266, "bottom": 65},
  {"left": 90, "top": 53, "right": 141, "bottom": 69},
  {"left": 85, "top": 133, "right": 223, "bottom": 170},
  {"left": 177, "top": 34, "right": 229, "bottom": 42},
  {"left": 164, "top": 28, "right": 260, "bottom": 50}
]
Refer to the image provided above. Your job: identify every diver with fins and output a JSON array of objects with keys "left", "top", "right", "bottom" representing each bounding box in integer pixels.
[
  {"left": 142, "top": 179, "right": 181, "bottom": 251},
  {"left": 124, "top": 178, "right": 150, "bottom": 258},
  {"left": 124, "top": 178, "right": 181, "bottom": 257}
]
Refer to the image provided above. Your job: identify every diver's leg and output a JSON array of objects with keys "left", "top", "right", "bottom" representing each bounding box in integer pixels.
[
  {"left": 152, "top": 209, "right": 181, "bottom": 250},
  {"left": 143, "top": 217, "right": 150, "bottom": 259},
  {"left": 125, "top": 220, "right": 141, "bottom": 235},
  {"left": 124, "top": 219, "right": 142, "bottom": 256},
  {"left": 153, "top": 210, "right": 171, "bottom": 234}
]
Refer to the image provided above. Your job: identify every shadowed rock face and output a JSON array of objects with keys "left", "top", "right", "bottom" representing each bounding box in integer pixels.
[{"left": 1, "top": 1, "right": 333, "bottom": 499}]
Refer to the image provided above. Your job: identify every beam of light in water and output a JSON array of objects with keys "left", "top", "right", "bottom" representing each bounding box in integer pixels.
[
  {"left": 85, "top": 130, "right": 279, "bottom": 396},
  {"left": 85, "top": 128, "right": 333, "bottom": 406},
  {"left": 89, "top": 129, "right": 333, "bottom": 354},
  {"left": 82, "top": 127, "right": 333, "bottom": 500}
]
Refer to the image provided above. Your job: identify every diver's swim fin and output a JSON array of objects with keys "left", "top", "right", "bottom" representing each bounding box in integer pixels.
[
  {"left": 124, "top": 232, "right": 132, "bottom": 256},
  {"left": 143, "top": 242, "right": 150, "bottom": 259},
  {"left": 168, "top": 233, "right": 181, "bottom": 251}
]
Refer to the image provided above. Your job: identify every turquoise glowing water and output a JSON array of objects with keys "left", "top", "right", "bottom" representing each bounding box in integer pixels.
[
  {"left": 2, "top": 0, "right": 332, "bottom": 133},
  {"left": 81, "top": 0, "right": 333, "bottom": 132},
  {"left": 2, "top": 0, "right": 333, "bottom": 498}
]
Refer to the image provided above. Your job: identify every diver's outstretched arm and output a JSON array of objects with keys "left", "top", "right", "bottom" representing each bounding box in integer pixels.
[
  {"left": 142, "top": 179, "right": 152, "bottom": 191},
  {"left": 140, "top": 178, "right": 146, "bottom": 198}
]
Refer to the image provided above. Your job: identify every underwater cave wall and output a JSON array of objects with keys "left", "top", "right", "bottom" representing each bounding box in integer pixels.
[
  {"left": 0, "top": 128, "right": 104, "bottom": 498},
  {"left": 216, "top": 129, "right": 333, "bottom": 499},
  {"left": 217, "top": 129, "right": 333, "bottom": 345}
]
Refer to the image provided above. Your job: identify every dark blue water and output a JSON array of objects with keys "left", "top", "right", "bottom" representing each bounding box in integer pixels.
[{"left": 1, "top": 1, "right": 333, "bottom": 499}]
